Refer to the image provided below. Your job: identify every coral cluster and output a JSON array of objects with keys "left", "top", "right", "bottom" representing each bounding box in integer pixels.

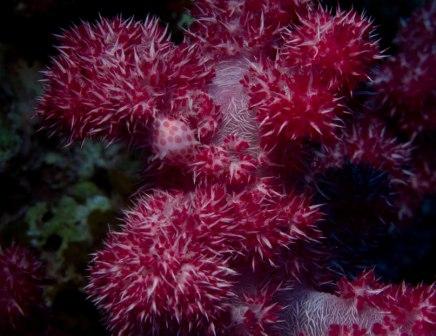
[
  {"left": 373, "top": 1, "right": 436, "bottom": 135},
  {"left": 282, "top": 270, "right": 435, "bottom": 335},
  {"left": 0, "top": 245, "right": 45, "bottom": 332},
  {"left": 372, "top": 1, "right": 436, "bottom": 221},
  {"left": 35, "top": 0, "right": 435, "bottom": 335}
]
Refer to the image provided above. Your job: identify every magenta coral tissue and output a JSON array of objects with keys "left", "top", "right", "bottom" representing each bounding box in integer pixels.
[
  {"left": 36, "top": 0, "right": 436, "bottom": 335},
  {"left": 0, "top": 245, "right": 45, "bottom": 333}
]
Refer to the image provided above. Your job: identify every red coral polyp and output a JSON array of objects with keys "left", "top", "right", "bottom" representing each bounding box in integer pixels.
[
  {"left": 337, "top": 270, "right": 388, "bottom": 312},
  {"left": 191, "top": 136, "right": 257, "bottom": 186},
  {"left": 38, "top": 17, "right": 214, "bottom": 145},
  {"left": 0, "top": 245, "right": 44, "bottom": 331},
  {"left": 374, "top": 50, "right": 436, "bottom": 134},
  {"left": 38, "top": 17, "right": 169, "bottom": 142},
  {"left": 232, "top": 180, "right": 322, "bottom": 268},
  {"left": 189, "top": 0, "right": 311, "bottom": 58},
  {"left": 170, "top": 90, "right": 221, "bottom": 143},
  {"left": 87, "top": 228, "right": 235, "bottom": 335},
  {"left": 122, "top": 186, "right": 238, "bottom": 256},
  {"left": 228, "top": 284, "right": 283, "bottom": 336},
  {"left": 373, "top": 2, "right": 436, "bottom": 135},
  {"left": 280, "top": 8, "right": 380, "bottom": 91},
  {"left": 313, "top": 118, "right": 412, "bottom": 184},
  {"left": 243, "top": 63, "right": 342, "bottom": 144}
]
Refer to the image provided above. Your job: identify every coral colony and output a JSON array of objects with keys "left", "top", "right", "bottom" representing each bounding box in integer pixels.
[
  {"left": 0, "top": 245, "right": 44, "bottom": 331},
  {"left": 3, "top": 0, "right": 430, "bottom": 335}
]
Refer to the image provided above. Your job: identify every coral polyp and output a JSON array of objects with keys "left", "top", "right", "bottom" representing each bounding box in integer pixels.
[
  {"left": 280, "top": 8, "right": 380, "bottom": 91},
  {"left": 38, "top": 17, "right": 214, "bottom": 145},
  {"left": 228, "top": 284, "right": 283, "bottom": 336},
  {"left": 373, "top": 1, "right": 436, "bottom": 134},
  {"left": 87, "top": 227, "right": 235, "bottom": 335},
  {"left": 243, "top": 64, "right": 343, "bottom": 144},
  {"left": 0, "top": 245, "right": 45, "bottom": 332},
  {"left": 189, "top": 0, "right": 311, "bottom": 57},
  {"left": 38, "top": 18, "right": 168, "bottom": 142}
]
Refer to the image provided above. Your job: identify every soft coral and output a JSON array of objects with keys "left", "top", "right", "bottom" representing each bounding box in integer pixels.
[{"left": 36, "top": 1, "right": 436, "bottom": 335}]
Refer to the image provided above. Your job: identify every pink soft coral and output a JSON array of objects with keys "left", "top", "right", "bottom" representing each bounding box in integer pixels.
[
  {"left": 38, "top": 17, "right": 215, "bottom": 146},
  {"left": 37, "top": 0, "right": 435, "bottom": 335},
  {"left": 87, "top": 227, "right": 235, "bottom": 335},
  {"left": 280, "top": 7, "right": 380, "bottom": 92},
  {"left": 373, "top": 1, "right": 436, "bottom": 135},
  {"left": 0, "top": 245, "right": 45, "bottom": 332}
]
